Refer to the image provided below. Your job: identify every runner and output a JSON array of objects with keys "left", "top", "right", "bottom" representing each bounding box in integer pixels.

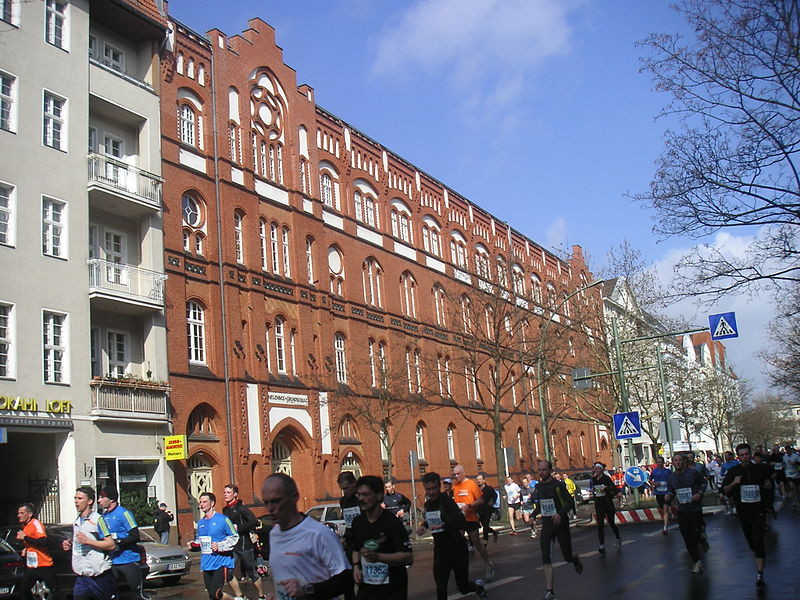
[
  {"left": 503, "top": 476, "right": 521, "bottom": 535},
  {"left": 16, "top": 502, "right": 60, "bottom": 600},
  {"left": 475, "top": 474, "right": 498, "bottom": 544},
  {"left": 338, "top": 470, "right": 361, "bottom": 600},
  {"left": 261, "top": 473, "right": 352, "bottom": 600},
  {"left": 719, "top": 451, "right": 740, "bottom": 516},
  {"left": 442, "top": 478, "right": 454, "bottom": 499},
  {"left": 350, "top": 476, "right": 412, "bottom": 600},
  {"left": 558, "top": 472, "right": 576, "bottom": 520},
  {"left": 451, "top": 464, "right": 493, "bottom": 580},
  {"left": 519, "top": 477, "right": 536, "bottom": 539},
  {"left": 588, "top": 462, "right": 620, "bottom": 554},
  {"left": 63, "top": 486, "right": 117, "bottom": 600},
  {"left": 382, "top": 479, "right": 412, "bottom": 522},
  {"left": 191, "top": 492, "right": 238, "bottom": 600},
  {"left": 768, "top": 445, "right": 787, "bottom": 499},
  {"left": 783, "top": 445, "right": 800, "bottom": 510},
  {"left": 530, "top": 460, "right": 583, "bottom": 600},
  {"left": 222, "top": 484, "right": 265, "bottom": 600},
  {"left": 650, "top": 457, "right": 672, "bottom": 534},
  {"left": 417, "top": 472, "right": 488, "bottom": 600},
  {"left": 611, "top": 468, "right": 626, "bottom": 505},
  {"left": 665, "top": 453, "right": 708, "bottom": 574},
  {"left": 97, "top": 487, "right": 147, "bottom": 600}
]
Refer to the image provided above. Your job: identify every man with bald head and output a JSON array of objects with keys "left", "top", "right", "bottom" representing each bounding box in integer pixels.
[
  {"left": 451, "top": 464, "right": 493, "bottom": 580},
  {"left": 261, "top": 473, "right": 352, "bottom": 599}
]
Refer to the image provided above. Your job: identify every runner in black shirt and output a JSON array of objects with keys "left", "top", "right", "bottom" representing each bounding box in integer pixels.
[
  {"left": 588, "top": 462, "right": 620, "bottom": 554},
  {"left": 350, "top": 476, "right": 412, "bottom": 600},
  {"left": 722, "top": 443, "right": 773, "bottom": 589},
  {"left": 382, "top": 479, "right": 411, "bottom": 522},
  {"left": 417, "top": 472, "right": 488, "bottom": 600},
  {"left": 475, "top": 474, "right": 498, "bottom": 544},
  {"left": 338, "top": 471, "right": 361, "bottom": 600}
]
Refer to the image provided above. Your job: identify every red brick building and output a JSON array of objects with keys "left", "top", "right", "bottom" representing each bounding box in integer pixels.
[{"left": 160, "top": 17, "right": 613, "bottom": 534}]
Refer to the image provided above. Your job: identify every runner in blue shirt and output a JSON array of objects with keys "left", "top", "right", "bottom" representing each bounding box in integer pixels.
[
  {"left": 719, "top": 451, "right": 740, "bottom": 515},
  {"left": 97, "top": 487, "right": 146, "bottom": 600},
  {"left": 190, "top": 492, "right": 239, "bottom": 600},
  {"left": 650, "top": 457, "right": 672, "bottom": 535}
]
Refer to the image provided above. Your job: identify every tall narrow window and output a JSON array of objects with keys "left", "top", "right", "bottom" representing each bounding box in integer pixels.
[
  {"left": 0, "top": 72, "right": 16, "bottom": 133},
  {"left": 0, "top": 183, "right": 14, "bottom": 246},
  {"left": 281, "top": 226, "right": 291, "bottom": 278},
  {"left": 380, "top": 426, "right": 390, "bottom": 462},
  {"left": 106, "top": 331, "right": 127, "bottom": 376},
  {"left": 42, "top": 197, "right": 65, "bottom": 258},
  {"left": 415, "top": 423, "right": 426, "bottom": 460},
  {"left": 334, "top": 333, "right": 347, "bottom": 384},
  {"left": 264, "top": 323, "right": 272, "bottom": 372},
  {"left": 447, "top": 426, "right": 456, "bottom": 460},
  {"left": 400, "top": 272, "right": 417, "bottom": 318},
  {"left": 289, "top": 329, "right": 297, "bottom": 375},
  {"left": 474, "top": 429, "right": 482, "bottom": 460},
  {"left": 43, "top": 310, "right": 67, "bottom": 383},
  {"left": 369, "top": 339, "right": 377, "bottom": 387},
  {"left": 259, "top": 219, "right": 268, "bottom": 271},
  {"left": 1, "top": 0, "right": 15, "bottom": 24},
  {"left": 444, "top": 356, "right": 452, "bottom": 396},
  {"left": 187, "top": 301, "right": 206, "bottom": 364},
  {"left": 320, "top": 173, "right": 333, "bottom": 207},
  {"left": 233, "top": 211, "right": 244, "bottom": 263},
  {"left": 0, "top": 303, "right": 13, "bottom": 379},
  {"left": 270, "top": 222, "right": 279, "bottom": 274},
  {"left": 45, "top": 0, "right": 67, "bottom": 49},
  {"left": 274, "top": 317, "right": 286, "bottom": 373},
  {"left": 362, "top": 258, "right": 383, "bottom": 307},
  {"left": 433, "top": 286, "right": 446, "bottom": 326},
  {"left": 43, "top": 92, "right": 65, "bottom": 150},
  {"left": 179, "top": 104, "right": 196, "bottom": 147},
  {"left": 413, "top": 349, "right": 421, "bottom": 394},
  {"left": 305, "top": 236, "right": 315, "bottom": 285}
]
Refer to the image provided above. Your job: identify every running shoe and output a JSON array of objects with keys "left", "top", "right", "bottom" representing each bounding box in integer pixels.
[
  {"left": 598, "top": 544, "right": 605, "bottom": 555},
  {"left": 691, "top": 560, "right": 704, "bottom": 574},
  {"left": 573, "top": 555, "right": 583, "bottom": 575},
  {"left": 475, "top": 579, "right": 489, "bottom": 600},
  {"left": 543, "top": 591, "right": 558, "bottom": 600},
  {"left": 530, "top": 530, "right": 537, "bottom": 539},
  {"left": 662, "top": 527, "right": 668, "bottom": 535},
  {"left": 615, "top": 539, "right": 622, "bottom": 550},
  {"left": 756, "top": 573, "right": 766, "bottom": 589}
]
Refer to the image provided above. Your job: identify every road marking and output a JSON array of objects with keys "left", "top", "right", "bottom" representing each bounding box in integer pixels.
[
  {"left": 447, "top": 576, "right": 522, "bottom": 599},
  {"left": 644, "top": 525, "right": 677, "bottom": 537}
]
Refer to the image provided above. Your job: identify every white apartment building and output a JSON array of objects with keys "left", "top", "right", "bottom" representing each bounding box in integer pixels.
[{"left": 0, "top": 0, "right": 173, "bottom": 523}]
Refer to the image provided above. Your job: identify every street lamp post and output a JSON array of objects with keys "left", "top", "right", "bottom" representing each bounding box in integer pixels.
[{"left": 536, "top": 278, "right": 605, "bottom": 463}]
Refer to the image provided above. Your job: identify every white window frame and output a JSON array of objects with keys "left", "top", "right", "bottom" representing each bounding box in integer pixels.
[
  {"left": 234, "top": 210, "right": 244, "bottom": 264},
  {"left": 447, "top": 426, "right": 456, "bottom": 460},
  {"left": 106, "top": 330, "right": 128, "bottom": 377},
  {"left": 369, "top": 339, "right": 377, "bottom": 387},
  {"left": 102, "top": 41, "right": 125, "bottom": 72},
  {"left": 45, "top": 0, "right": 68, "bottom": 50},
  {"left": 274, "top": 317, "right": 286, "bottom": 374},
  {"left": 42, "top": 309, "right": 68, "bottom": 384},
  {"left": 415, "top": 423, "right": 426, "bottom": 460},
  {"left": 289, "top": 328, "right": 297, "bottom": 375},
  {"left": 0, "top": 302, "right": 14, "bottom": 379},
  {"left": 282, "top": 226, "right": 291, "bottom": 278},
  {"left": 306, "top": 236, "right": 315, "bottom": 285},
  {"left": 270, "top": 222, "right": 279, "bottom": 274},
  {"left": 474, "top": 429, "right": 482, "bottom": 460},
  {"left": 259, "top": 219, "right": 268, "bottom": 271},
  {"left": 43, "top": 91, "right": 66, "bottom": 151},
  {"left": 0, "top": 71, "right": 17, "bottom": 133},
  {"left": 0, "top": 181, "right": 15, "bottom": 247},
  {"left": 179, "top": 104, "right": 196, "bottom": 147},
  {"left": 187, "top": 301, "right": 206, "bottom": 364},
  {"left": 334, "top": 333, "right": 347, "bottom": 384},
  {"left": 1, "top": 0, "right": 19, "bottom": 26},
  {"left": 42, "top": 196, "right": 66, "bottom": 259},
  {"left": 320, "top": 173, "right": 333, "bottom": 207}
]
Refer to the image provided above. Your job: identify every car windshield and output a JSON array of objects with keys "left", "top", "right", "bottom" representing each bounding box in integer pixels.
[
  {"left": 326, "top": 506, "right": 343, "bottom": 520},
  {"left": 307, "top": 508, "right": 323, "bottom": 520},
  {"left": 138, "top": 529, "right": 157, "bottom": 543},
  {"left": 0, "top": 538, "right": 14, "bottom": 553}
]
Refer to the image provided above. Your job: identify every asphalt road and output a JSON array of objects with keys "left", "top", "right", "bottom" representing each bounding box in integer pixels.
[{"left": 150, "top": 505, "right": 800, "bottom": 600}]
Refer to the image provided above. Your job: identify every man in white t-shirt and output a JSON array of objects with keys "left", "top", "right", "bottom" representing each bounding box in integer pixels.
[
  {"left": 261, "top": 473, "right": 352, "bottom": 600},
  {"left": 783, "top": 446, "right": 800, "bottom": 510},
  {"left": 503, "top": 477, "right": 522, "bottom": 535}
]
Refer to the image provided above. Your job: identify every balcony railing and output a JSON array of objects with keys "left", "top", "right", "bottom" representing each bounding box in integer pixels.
[
  {"left": 87, "top": 153, "right": 162, "bottom": 208},
  {"left": 90, "top": 378, "right": 169, "bottom": 420},
  {"left": 88, "top": 258, "right": 167, "bottom": 306}
]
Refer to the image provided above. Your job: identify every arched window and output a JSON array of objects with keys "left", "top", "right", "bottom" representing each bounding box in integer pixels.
[
  {"left": 328, "top": 246, "right": 344, "bottom": 296},
  {"left": 281, "top": 226, "right": 291, "bottom": 278},
  {"left": 413, "top": 349, "right": 421, "bottom": 394},
  {"left": 415, "top": 422, "right": 426, "bottom": 460},
  {"left": 264, "top": 322, "right": 272, "bottom": 372},
  {"left": 496, "top": 257, "right": 508, "bottom": 288},
  {"left": 405, "top": 347, "right": 413, "bottom": 393},
  {"left": 334, "top": 332, "right": 347, "bottom": 383},
  {"left": 475, "top": 245, "right": 490, "bottom": 279},
  {"left": 546, "top": 282, "right": 557, "bottom": 309},
  {"left": 447, "top": 425, "right": 456, "bottom": 460},
  {"left": 378, "top": 341, "right": 387, "bottom": 388},
  {"left": 432, "top": 285, "right": 446, "bottom": 326},
  {"left": 512, "top": 265, "right": 525, "bottom": 296},
  {"left": 460, "top": 295, "right": 471, "bottom": 333},
  {"left": 400, "top": 271, "right": 417, "bottom": 318},
  {"left": 362, "top": 258, "right": 383, "bottom": 308},
  {"left": 380, "top": 426, "right": 390, "bottom": 462},
  {"left": 531, "top": 274, "right": 542, "bottom": 304},
  {"left": 195, "top": 232, "right": 204, "bottom": 255},
  {"left": 339, "top": 416, "right": 359, "bottom": 442},
  {"left": 187, "top": 57, "right": 195, "bottom": 79},
  {"left": 517, "top": 429, "right": 525, "bottom": 462},
  {"left": 354, "top": 190, "right": 379, "bottom": 228},
  {"left": 390, "top": 199, "right": 412, "bottom": 243},
  {"left": 306, "top": 236, "right": 315, "bottom": 285},
  {"left": 450, "top": 231, "right": 467, "bottom": 269},
  {"left": 369, "top": 338, "right": 377, "bottom": 387},
  {"left": 186, "top": 301, "right": 206, "bottom": 364},
  {"left": 176, "top": 53, "right": 184, "bottom": 74},
  {"left": 182, "top": 194, "right": 202, "bottom": 227},
  {"left": 474, "top": 429, "right": 482, "bottom": 460},
  {"left": 320, "top": 173, "right": 333, "bottom": 206},
  {"left": 270, "top": 222, "right": 279, "bottom": 273},
  {"left": 422, "top": 216, "right": 441, "bottom": 257},
  {"left": 290, "top": 327, "right": 297, "bottom": 374},
  {"left": 259, "top": 218, "right": 268, "bottom": 271},
  {"left": 179, "top": 104, "right": 196, "bottom": 146},
  {"left": 443, "top": 355, "right": 452, "bottom": 396},
  {"left": 188, "top": 404, "right": 216, "bottom": 439},
  {"left": 274, "top": 316, "right": 286, "bottom": 373},
  {"left": 250, "top": 68, "right": 286, "bottom": 185},
  {"left": 197, "top": 63, "right": 205, "bottom": 86},
  {"left": 579, "top": 432, "right": 586, "bottom": 458},
  {"left": 233, "top": 210, "right": 244, "bottom": 263},
  {"left": 534, "top": 429, "right": 540, "bottom": 457},
  {"left": 566, "top": 430, "right": 572, "bottom": 457},
  {"left": 319, "top": 162, "right": 341, "bottom": 210}
]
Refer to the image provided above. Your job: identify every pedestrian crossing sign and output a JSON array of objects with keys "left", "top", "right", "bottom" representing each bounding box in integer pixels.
[
  {"left": 708, "top": 312, "right": 738, "bottom": 340},
  {"left": 613, "top": 411, "right": 642, "bottom": 440}
]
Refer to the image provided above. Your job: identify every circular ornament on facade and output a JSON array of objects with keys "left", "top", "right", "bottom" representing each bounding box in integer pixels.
[{"left": 328, "top": 247, "right": 343, "bottom": 275}]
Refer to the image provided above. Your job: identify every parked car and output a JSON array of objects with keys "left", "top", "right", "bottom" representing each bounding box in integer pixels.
[
  {"left": 570, "top": 472, "right": 593, "bottom": 504},
  {"left": 137, "top": 529, "right": 193, "bottom": 585},
  {"left": 305, "top": 503, "right": 346, "bottom": 537},
  {"left": 0, "top": 537, "right": 23, "bottom": 600}
]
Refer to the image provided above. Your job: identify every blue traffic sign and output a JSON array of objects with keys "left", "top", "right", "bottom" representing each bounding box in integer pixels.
[
  {"left": 0, "top": 427, "right": 6, "bottom": 444},
  {"left": 624, "top": 466, "right": 649, "bottom": 488},
  {"left": 709, "top": 312, "right": 738, "bottom": 340},
  {"left": 613, "top": 411, "right": 641, "bottom": 440}
]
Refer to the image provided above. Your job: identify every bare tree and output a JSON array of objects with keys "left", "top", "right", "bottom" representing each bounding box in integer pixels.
[
  {"left": 636, "top": 0, "right": 800, "bottom": 301},
  {"left": 735, "top": 392, "right": 798, "bottom": 447},
  {"left": 694, "top": 369, "right": 743, "bottom": 453},
  {"left": 762, "top": 283, "right": 800, "bottom": 401}
]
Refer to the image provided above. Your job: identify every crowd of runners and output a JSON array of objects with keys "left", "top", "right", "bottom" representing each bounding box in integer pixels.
[{"left": 11, "top": 444, "right": 798, "bottom": 600}]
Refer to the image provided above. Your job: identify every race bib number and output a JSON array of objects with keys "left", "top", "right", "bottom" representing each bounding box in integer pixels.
[
  {"left": 26, "top": 552, "right": 38, "bottom": 568},
  {"left": 676, "top": 487, "right": 692, "bottom": 504},
  {"left": 199, "top": 535, "right": 212, "bottom": 554},
  {"left": 540, "top": 498, "right": 557, "bottom": 517},
  {"left": 361, "top": 558, "right": 390, "bottom": 585},
  {"left": 741, "top": 484, "right": 761, "bottom": 503},
  {"left": 425, "top": 510, "right": 443, "bottom": 532},
  {"left": 656, "top": 481, "right": 668, "bottom": 492},
  {"left": 593, "top": 484, "right": 606, "bottom": 496},
  {"left": 343, "top": 506, "right": 360, "bottom": 528}
]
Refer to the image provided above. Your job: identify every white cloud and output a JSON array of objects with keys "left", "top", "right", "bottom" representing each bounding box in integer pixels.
[
  {"left": 652, "top": 230, "right": 775, "bottom": 392},
  {"left": 370, "top": 0, "right": 577, "bottom": 116}
]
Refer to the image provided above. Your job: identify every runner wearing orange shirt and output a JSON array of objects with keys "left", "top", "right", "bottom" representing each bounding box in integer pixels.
[
  {"left": 16, "top": 502, "right": 59, "bottom": 600},
  {"left": 451, "top": 464, "right": 494, "bottom": 581}
]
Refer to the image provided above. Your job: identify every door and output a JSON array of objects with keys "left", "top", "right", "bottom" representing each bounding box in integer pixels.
[
  {"left": 188, "top": 454, "right": 212, "bottom": 521},
  {"left": 271, "top": 439, "right": 292, "bottom": 476},
  {"left": 103, "top": 229, "right": 127, "bottom": 286}
]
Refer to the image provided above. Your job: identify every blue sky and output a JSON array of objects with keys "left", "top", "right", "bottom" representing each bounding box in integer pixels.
[{"left": 167, "top": 0, "right": 770, "bottom": 392}]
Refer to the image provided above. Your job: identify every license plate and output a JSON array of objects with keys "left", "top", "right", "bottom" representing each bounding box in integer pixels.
[
  {"left": 0, "top": 587, "right": 11, "bottom": 595},
  {"left": 168, "top": 562, "right": 186, "bottom": 571}
]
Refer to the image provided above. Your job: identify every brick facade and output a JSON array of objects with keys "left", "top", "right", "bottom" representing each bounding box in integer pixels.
[{"left": 160, "top": 17, "right": 613, "bottom": 537}]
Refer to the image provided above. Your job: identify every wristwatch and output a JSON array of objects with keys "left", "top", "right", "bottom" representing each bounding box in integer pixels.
[{"left": 302, "top": 583, "right": 314, "bottom": 598}]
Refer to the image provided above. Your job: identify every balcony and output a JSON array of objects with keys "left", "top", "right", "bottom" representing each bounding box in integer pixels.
[
  {"left": 88, "top": 258, "right": 167, "bottom": 314},
  {"left": 90, "top": 377, "right": 170, "bottom": 422},
  {"left": 87, "top": 153, "right": 162, "bottom": 217}
]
